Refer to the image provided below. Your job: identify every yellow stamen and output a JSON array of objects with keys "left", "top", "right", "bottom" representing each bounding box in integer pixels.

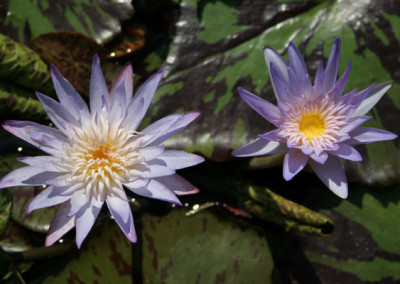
[{"left": 299, "top": 113, "right": 325, "bottom": 139}]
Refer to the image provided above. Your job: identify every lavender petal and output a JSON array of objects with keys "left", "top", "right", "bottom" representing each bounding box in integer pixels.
[
  {"left": 45, "top": 202, "right": 75, "bottom": 247},
  {"left": 282, "top": 148, "right": 308, "bottom": 181},
  {"left": 232, "top": 139, "right": 287, "bottom": 157},
  {"left": 155, "top": 174, "right": 199, "bottom": 196}
]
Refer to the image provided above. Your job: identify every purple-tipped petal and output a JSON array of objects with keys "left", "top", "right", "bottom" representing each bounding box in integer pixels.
[
  {"left": 27, "top": 186, "right": 71, "bottom": 213},
  {"left": 155, "top": 174, "right": 199, "bottom": 196},
  {"left": 142, "top": 111, "right": 201, "bottom": 147},
  {"left": 282, "top": 148, "right": 308, "bottom": 181},
  {"left": 309, "top": 156, "right": 348, "bottom": 198},
  {"left": 123, "top": 71, "right": 163, "bottom": 131},
  {"left": 140, "top": 164, "right": 175, "bottom": 178},
  {"left": 309, "top": 151, "right": 329, "bottom": 164},
  {"left": 340, "top": 116, "right": 372, "bottom": 134},
  {"left": 324, "top": 38, "right": 341, "bottom": 93},
  {"left": 110, "top": 64, "right": 133, "bottom": 102},
  {"left": 139, "top": 145, "right": 165, "bottom": 162},
  {"left": 288, "top": 42, "right": 312, "bottom": 97},
  {"left": 264, "top": 46, "right": 289, "bottom": 100},
  {"left": 349, "top": 84, "right": 374, "bottom": 108},
  {"left": 238, "top": 87, "right": 280, "bottom": 125},
  {"left": 2, "top": 120, "right": 67, "bottom": 156},
  {"left": 353, "top": 82, "right": 392, "bottom": 117},
  {"left": 328, "top": 143, "right": 362, "bottom": 161},
  {"left": 152, "top": 150, "right": 205, "bottom": 170},
  {"left": 125, "top": 179, "right": 182, "bottom": 205},
  {"left": 232, "top": 139, "right": 287, "bottom": 157},
  {"left": 0, "top": 166, "right": 45, "bottom": 189},
  {"left": 109, "top": 78, "right": 128, "bottom": 123},
  {"left": 17, "top": 156, "right": 64, "bottom": 172},
  {"left": 75, "top": 200, "right": 103, "bottom": 248},
  {"left": 45, "top": 202, "right": 75, "bottom": 247},
  {"left": 348, "top": 127, "right": 398, "bottom": 145},
  {"left": 270, "top": 63, "right": 295, "bottom": 102},
  {"left": 106, "top": 196, "right": 136, "bottom": 242},
  {"left": 313, "top": 61, "right": 325, "bottom": 96},
  {"left": 106, "top": 192, "right": 130, "bottom": 223},
  {"left": 90, "top": 55, "right": 110, "bottom": 112},
  {"left": 327, "top": 61, "right": 351, "bottom": 99},
  {"left": 50, "top": 65, "right": 89, "bottom": 121},
  {"left": 21, "top": 171, "right": 64, "bottom": 186}
]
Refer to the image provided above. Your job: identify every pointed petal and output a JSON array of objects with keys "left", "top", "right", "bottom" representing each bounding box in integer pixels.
[
  {"left": 270, "top": 63, "right": 295, "bottom": 102},
  {"left": 313, "top": 61, "right": 325, "bottom": 96},
  {"left": 348, "top": 127, "right": 397, "bottom": 145},
  {"left": 353, "top": 82, "right": 392, "bottom": 116},
  {"left": 140, "top": 164, "right": 175, "bottom": 178},
  {"left": 328, "top": 143, "right": 362, "bottom": 161},
  {"left": 282, "top": 148, "right": 308, "bottom": 181},
  {"left": 309, "top": 151, "right": 329, "bottom": 164},
  {"left": 68, "top": 191, "right": 88, "bottom": 217},
  {"left": 258, "top": 130, "right": 284, "bottom": 142},
  {"left": 90, "top": 54, "right": 110, "bottom": 112},
  {"left": 45, "top": 202, "right": 75, "bottom": 247},
  {"left": 155, "top": 174, "right": 199, "bottom": 195},
  {"left": 340, "top": 116, "right": 372, "bottom": 134},
  {"left": 17, "top": 156, "right": 64, "bottom": 172},
  {"left": 109, "top": 78, "right": 127, "bottom": 123},
  {"left": 75, "top": 200, "right": 103, "bottom": 248},
  {"left": 232, "top": 139, "right": 287, "bottom": 157},
  {"left": 324, "top": 38, "right": 341, "bottom": 93},
  {"left": 123, "top": 178, "right": 149, "bottom": 189},
  {"left": 27, "top": 186, "right": 71, "bottom": 213},
  {"left": 238, "top": 87, "right": 280, "bottom": 125},
  {"left": 288, "top": 42, "right": 312, "bottom": 97},
  {"left": 327, "top": 61, "right": 351, "bottom": 99},
  {"left": 0, "top": 166, "right": 46, "bottom": 189},
  {"left": 309, "top": 156, "right": 348, "bottom": 199},
  {"left": 106, "top": 196, "right": 136, "bottom": 242},
  {"left": 264, "top": 46, "right": 289, "bottom": 100},
  {"left": 152, "top": 150, "right": 204, "bottom": 170},
  {"left": 21, "top": 171, "right": 64, "bottom": 186},
  {"left": 2, "top": 120, "right": 67, "bottom": 156},
  {"left": 139, "top": 145, "right": 165, "bottom": 162},
  {"left": 349, "top": 84, "right": 374, "bottom": 107},
  {"left": 141, "top": 111, "right": 201, "bottom": 147},
  {"left": 110, "top": 64, "right": 133, "bottom": 102},
  {"left": 123, "top": 71, "right": 163, "bottom": 131},
  {"left": 50, "top": 64, "right": 89, "bottom": 121},
  {"left": 125, "top": 179, "right": 181, "bottom": 205}
]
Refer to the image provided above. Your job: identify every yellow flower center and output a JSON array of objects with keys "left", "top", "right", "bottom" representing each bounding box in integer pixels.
[{"left": 299, "top": 113, "right": 325, "bottom": 139}]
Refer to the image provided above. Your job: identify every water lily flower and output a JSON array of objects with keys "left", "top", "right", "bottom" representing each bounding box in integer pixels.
[
  {"left": 0, "top": 55, "right": 204, "bottom": 248},
  {"left": 232, "top": 39, "right": 397, "bottom": 198}
]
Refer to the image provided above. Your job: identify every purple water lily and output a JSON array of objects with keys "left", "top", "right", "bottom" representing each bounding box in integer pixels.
[
  {"left": 0, "top": 55, "right": 204, "bottom": 248},
  {"left": 232, "top": 39, "right": 397, "bottom": 198}
]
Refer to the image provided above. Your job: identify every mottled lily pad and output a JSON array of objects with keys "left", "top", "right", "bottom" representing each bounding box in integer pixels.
[
  {"left": 10, "top": 186, "right": 57, "bottom": 233},
  {"left": 149, "top": 0, "right": 400, "bottom": 186},
  {"left": 1, "top": 0, "right": 134, "bottom": 44}
]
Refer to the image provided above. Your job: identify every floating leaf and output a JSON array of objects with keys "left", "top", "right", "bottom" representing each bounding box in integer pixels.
[
  {"left": 42, "top": 222, "right": 132, "bottom": 283},
  {"left": 1, "top": 0, "right": 134, "bottom": 44},
  {"left": 141, "top": 209, "right": 273, "bottom": 283},
  {"left": 0, "top": 33, "right": 52, "bottom": 94},
  {"left": 0, "top": 220, "right": 32, "bottom": 253},
  {"left": 0, "top": 190, "right": 12, "bottom": 234},
  {"left": 107, "top": 25, "right": 146, "bottom": 58},
  {"left": 0, "top": 80, "right": 47, "bottom": 121},
  {"left": 10, "top": 186, "right": 57, "bottom": 233},
  {"left": 148, "top": 0, "right": 400, "bottom": 186}
]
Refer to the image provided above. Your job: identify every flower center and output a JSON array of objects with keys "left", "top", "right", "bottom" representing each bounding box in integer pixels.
[
  {"left": 64, "top": 115, "right": 143, "bottom": 200},
  {"left": 299, "top": 113, "right": 325, "bottom": 139}
]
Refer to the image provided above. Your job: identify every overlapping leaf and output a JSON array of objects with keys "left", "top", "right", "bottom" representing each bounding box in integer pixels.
[{"left": 1, "top": 0, "right": 134, "bottom": 44}]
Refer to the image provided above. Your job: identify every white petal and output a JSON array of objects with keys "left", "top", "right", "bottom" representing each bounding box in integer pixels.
[
  {"left": 125, "top": 179, "right": 181, "bottom": 205},
  {"left": 155, "top": 174, "right": 199, "bottom": 195},
  {"left": 45, "top": 202, "right": 75, "bottom": 247}
]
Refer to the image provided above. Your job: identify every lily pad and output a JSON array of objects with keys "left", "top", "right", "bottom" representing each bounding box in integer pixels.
[
  {"left": 0, "top": 190, "right": 12, "bottom": 234},
  {"left": 148, "top": 0, "right": 400, "bottom": 186},
  {"left": 1, "top": 0, "right": 134, "bottom": 44},
  {"left": 10, "top": 186, "right": 57, "bottom": 233}
]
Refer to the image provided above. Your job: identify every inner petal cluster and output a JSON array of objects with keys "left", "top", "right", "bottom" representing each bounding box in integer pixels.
[
  {"left": 278, "top": 96, "right": 349, "bottom": 153},
  {"left": 64, "top": 115, "right": 143, "bottom": 200}
]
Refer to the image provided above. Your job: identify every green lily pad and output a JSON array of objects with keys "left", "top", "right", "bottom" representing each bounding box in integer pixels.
[
  {"left": 141, "top": 209, "right": 273, "bottom": 283},
  {"left": 10, "top": 186, "right": 57, "bottom": 233},
  {"left": 1, "top": 0, "right": 134, "bottom": 44},
  {"left": 0, "top": 190, "right": 12, "bottom": 234},
  {"left": 148, "top": 0, "right": 400, "bottom": 186},
  {"left": 0, "top": 33, "right": 53, "bottom": 94}
]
